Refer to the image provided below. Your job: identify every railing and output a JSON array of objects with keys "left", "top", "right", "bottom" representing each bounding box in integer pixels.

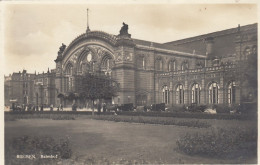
[{"left": 158, "top": 64, "right": 237, "bottom": 76}]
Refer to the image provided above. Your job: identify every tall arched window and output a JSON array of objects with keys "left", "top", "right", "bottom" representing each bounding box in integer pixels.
[
  {"left": 168, "top": 60, "right": 176, "bottom": 72},
  {"left": 65, "top": 63, "right": 73, "bottom": 91},
  {"left": 191, "top": 83, "right": 200, "bottom": 104},
  {"left": 101, "top": 55, "right": 112, "bottom": 76},
  {"left": 228, "top": 81, "right": 236, "bottom": 105},
  {"left": 65, "top": 63, "right": 73, "bottom": 75},
  {"left": 176, "top": 84, "right": 184, "bottom": 104},
  {"left": 209, "top": 82, "right": 218, "bottom": 104},
  {"left": 156, "top": 58, "right": 163, "bottom": 71},
  {"left": 137, "top": 55, "right": 145, "bottom": 69},
  {"left": 162, "top": 86, "right": 169, "bottom": 104}
]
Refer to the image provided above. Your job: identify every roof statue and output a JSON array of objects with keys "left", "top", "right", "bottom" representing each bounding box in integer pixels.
[
  {"left": 58, "top": 43, "right": 66, "bottom": 55},
  {"left": 119, "top": 22, "right": 129, "bottom": 35}
]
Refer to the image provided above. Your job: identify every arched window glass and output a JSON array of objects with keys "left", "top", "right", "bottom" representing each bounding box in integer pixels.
[
  {"left": 138, "top": 55, "right": 145, "bottom": 69},
  {"left": 209, "top": 82, "right": 218, "bottom": 104},
  {"left": 168, "top": 60, "right": 176, "bottom": 72},
  {"left": 181, "top": 62, "right": 188, "bottom": 71},
  {"left": 228, "top": 81, "right": 236, "bottom": 105},
  {"left": 162, "top": 86, "right": 169, "bottom": 104},
  {"left": 176, "top": 84, "right": 184, "bottom": 104},
  {"left": 101, "top": 55, "right": 112, "bottom": 76},
  {"left": 65, "top": 63, "right": 73, "bottom": 91},
  {"left": 65, "top": 64, "right": 73, "bottom": 75},
  {"left": 191, "top": 83, "right": 200, "bottom": 104}
]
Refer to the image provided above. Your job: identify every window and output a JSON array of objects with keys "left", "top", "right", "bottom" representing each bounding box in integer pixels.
[
  {"left": 136, "top": 94, "right": 147, "bottom": 106},
  {"left": 162, "top": 86, "right": 169, "bottom": 104},
  {"left": 181, "top": 61, "right": 188, "bottom": 71},
  {"left": 156, "top": 58, "right": 163, "bottom": 71},
  {"left": 168, "top": 60, "right": 176, "bottom": 72},
  {"left": 228, "top": 81, "right": 236, "bottom": 104},
  {"left": 176, "top": 84, "right": 184, "bottom": 104},
  {"left": 101, "top": 55, "right": 112, "bottom": 76},
  {"left": 209, "top": 82, "right": 218, "bottom": 104},
  {"left": 137, "top": 55, "right": 145, "bottom": 69},
  {"left": 65, "top": 63, "right": 73, "bottom": 75},
  {"left": 191, "top": 83, "right": 200, "bottom": 104},
  {"left": 212, "top": 59, "right": 220, "bottom": 66}
]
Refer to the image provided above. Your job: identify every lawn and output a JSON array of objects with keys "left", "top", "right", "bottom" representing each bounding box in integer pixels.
[{"left": 5, "top": 115, "right": 257, "bottom": 164}]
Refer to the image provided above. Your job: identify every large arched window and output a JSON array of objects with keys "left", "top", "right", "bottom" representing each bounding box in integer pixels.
[
  {"left": 65, "top": 63, "right": 73, "bottom": 75},
  {"left": 101, "top": 55, "right": 113, "bottom": 76},
  {"left": 176, "top": 84, "right": 184, "bottom": 104},
  {"left": 209, "top": 82, "right": 218, "bottom": 104},
  {"left": 191, "top": 83, "right": 200, "bottom": 104},
  {"left": 65, "top": 63, "right": 73, "bottom": 91},
  {"left": 228, "top": 81, "right": 236, "bottom": 105},
  {"left": 168, "top": 60, "right": 176, "bottom": 72},
  {"left": 162, "top": 86, "right": 169, "bottom": 104},
  {"left": 156, "top": 58, "right": 163, "bottom": 71}
]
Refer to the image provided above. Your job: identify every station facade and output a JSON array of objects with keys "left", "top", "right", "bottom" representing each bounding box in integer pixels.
[{"left": 4, "top": 23, "right": 257, "bottom": 107}]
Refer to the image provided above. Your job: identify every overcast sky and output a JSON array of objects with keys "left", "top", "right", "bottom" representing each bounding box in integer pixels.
[{"left": 2, "top": 3, "right": 258, "bottom": 75}]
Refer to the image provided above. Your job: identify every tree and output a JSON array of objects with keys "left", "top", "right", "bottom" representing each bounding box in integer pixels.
[{"left": 76, "top": 73, "right": 119, "bottom": 115}]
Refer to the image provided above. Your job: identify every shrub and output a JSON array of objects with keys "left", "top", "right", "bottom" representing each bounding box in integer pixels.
[
  {"left": 176, "top": 127, "right": 257, "bottom": 159},
  {"left": 5, "top": 135, "right": 72, "bottom": 164}
]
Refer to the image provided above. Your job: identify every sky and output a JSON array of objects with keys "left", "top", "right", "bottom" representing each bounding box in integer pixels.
[{"left": 1, "top": 2, "right": 258, "bottom": 75}]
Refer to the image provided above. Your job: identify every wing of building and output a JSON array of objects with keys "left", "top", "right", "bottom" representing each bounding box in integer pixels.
[{"left": 4, "top": 23, "right": 257, "bottom": 109}]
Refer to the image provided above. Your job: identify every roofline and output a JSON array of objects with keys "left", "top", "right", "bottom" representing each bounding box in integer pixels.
[
  {"left": 136, "top": 45, "right": 206, "bottom": 58},
  {"left": 164, "top": 23, "right": 257, "bottom": 45}
]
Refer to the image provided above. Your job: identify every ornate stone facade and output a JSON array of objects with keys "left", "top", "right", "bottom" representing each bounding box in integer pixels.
[{"left": 4, "top": 23, "right": 257, "bottom": 108}]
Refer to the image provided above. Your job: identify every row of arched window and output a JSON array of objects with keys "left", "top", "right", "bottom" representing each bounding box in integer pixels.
[
  {"left": 162, "top": 81, "right": 236, "bottom": 105},
  {"left": 137, "top": 56, "right": 196, "bottom": 72}
]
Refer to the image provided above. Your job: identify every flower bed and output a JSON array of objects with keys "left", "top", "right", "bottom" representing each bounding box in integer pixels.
[
  {"left": 116, "top": 111, "right": 255, "bottom": 120},
  {"left": 176, "top": 127, "right": 257, "bottom": 159},
  {"left": 91, "top": 115, "right": 211, "bottom": 128}
]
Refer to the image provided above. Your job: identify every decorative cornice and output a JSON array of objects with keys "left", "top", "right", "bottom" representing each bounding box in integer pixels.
[{"left": 136, "top": 45, "right": 206, "bottom": 59}]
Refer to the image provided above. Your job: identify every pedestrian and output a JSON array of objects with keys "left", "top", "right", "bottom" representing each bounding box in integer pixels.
[
  {"left": 50, "top": 104, "right": 53, "bottom": 111},
  {"left": 60, "top": 104, "right": 63, "bottom": 111},
  {"left": 103, "top": 103, "right": 107, "bottom": 113}
]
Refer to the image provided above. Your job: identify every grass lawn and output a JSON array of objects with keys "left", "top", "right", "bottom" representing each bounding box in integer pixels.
[{"left": 5, "top": 115, "right": 257, "bottom": 164}]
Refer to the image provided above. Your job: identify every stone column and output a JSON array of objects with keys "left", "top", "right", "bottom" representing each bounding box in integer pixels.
[{"left": 219, "top": 77, "right": 224, "bottom": 104}]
